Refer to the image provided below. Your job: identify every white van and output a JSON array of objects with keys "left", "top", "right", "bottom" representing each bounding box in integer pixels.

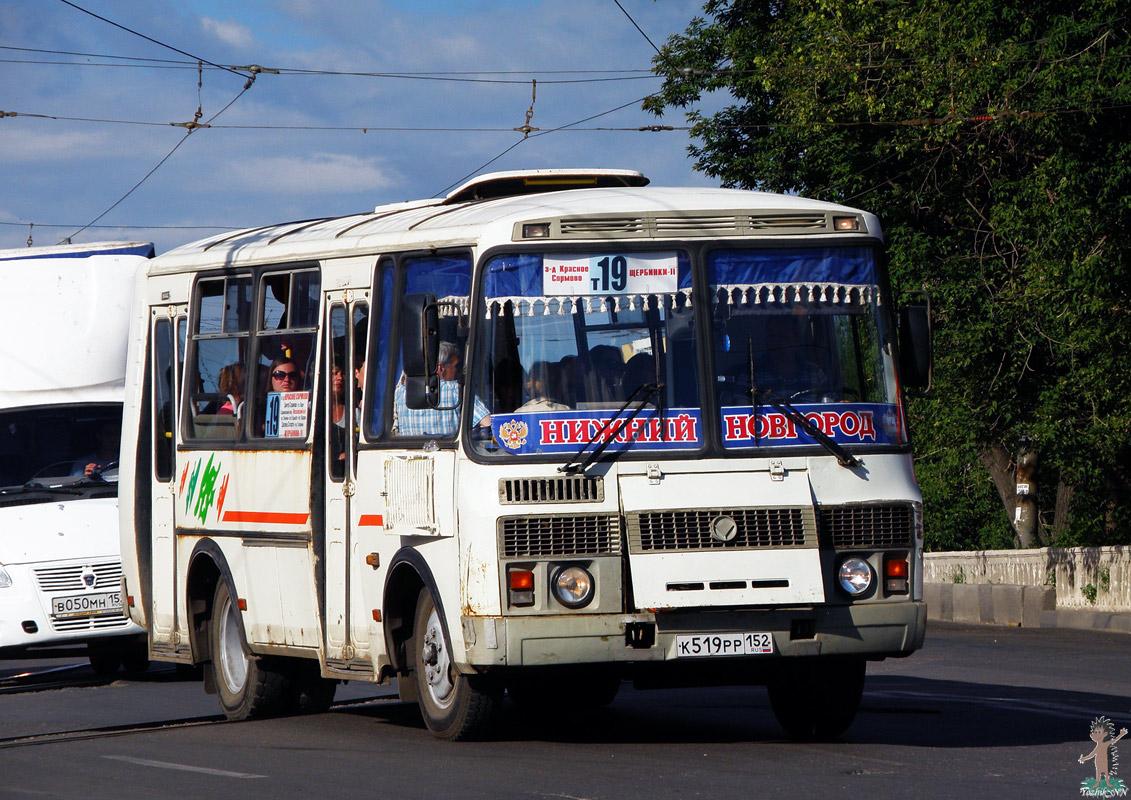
[{"left": 0, "top": 241, "right": 153, "bottom": 674}]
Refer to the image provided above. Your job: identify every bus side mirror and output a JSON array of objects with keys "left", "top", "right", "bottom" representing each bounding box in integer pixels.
[
  {"left": 899, "top": 300, "right": 933, "bottom": 394},
  {"left": 401, "top": 293, "right": 439, "bottom": 378},
  {"left": 401, "top": 293, "right": 439, "bottom": 409}
]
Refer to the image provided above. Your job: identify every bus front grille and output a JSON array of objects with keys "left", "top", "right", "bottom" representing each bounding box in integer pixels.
[
  {"left": 625, "top": 507, "right": 816, "bottom": 553},
  {"left": 500, "top": 514, "right": 621, "bottom": 557},
  {"left": 820, "top": 503, "right": 916, "bottom": 548},
  {"left": 499, "top": 475, "right": 604, "bottom": 504}
]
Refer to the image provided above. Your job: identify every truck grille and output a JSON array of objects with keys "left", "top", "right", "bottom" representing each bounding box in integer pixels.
[
  {"left": 34, "top": 562, "right": 122, "bottom": 592},
  {"left": 500, "top": 514, "right": 620, "bottom": 557},
  {"left": 50, "top": 614, "right": 131, "bottom": 633},
  {"left": 626, "top": 507, "right": 816, "bottom": 553},
  {"left": 820, "top": 503, "right": 915, "bottom": 548}
]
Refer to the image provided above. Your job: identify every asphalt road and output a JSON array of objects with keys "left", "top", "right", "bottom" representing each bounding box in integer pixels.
[{"left": 1, "top": 622, "right": 1128, "bottom": 800}]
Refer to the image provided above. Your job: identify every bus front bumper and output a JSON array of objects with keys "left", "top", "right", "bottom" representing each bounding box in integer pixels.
[{"left": 461, "top": 600, "right": 926, "bottom": 669}]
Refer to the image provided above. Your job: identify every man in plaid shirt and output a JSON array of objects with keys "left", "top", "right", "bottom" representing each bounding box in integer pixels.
[{"left": 394, "top": 342, "right": 489, "bottom": 437}]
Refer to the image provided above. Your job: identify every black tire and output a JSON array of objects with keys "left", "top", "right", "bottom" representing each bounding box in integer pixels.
[
  {"left": 88, "top": 646, "right": 121, "bottom": 677},
  {"left": 284, "top": 660, "right": 338, "bottom": 714},
  {"left": 508, "top": 671, "right": 621, "bottom": 711},
  {"left": 412, "top": 588, "right": 500, "bottom": 740},
  {"left": 120, "top": 636, "right": 150, "bottom": 674},
  {"left": 767, "top": 656, "right": 866, "bottom": 740},
  {"left": 209, "top": 578, "right": 292, "bottom": 720}
]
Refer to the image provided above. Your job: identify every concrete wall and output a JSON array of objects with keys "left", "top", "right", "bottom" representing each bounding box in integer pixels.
[{"left": 924, "top": 546, "right": 1131, "bottom": 612}]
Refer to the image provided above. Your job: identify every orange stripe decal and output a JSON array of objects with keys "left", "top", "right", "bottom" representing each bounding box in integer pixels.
[
  {"left": 223, "top": 510, "right": 310, "bottom": 525},
  {"left": 358, "top": 514, "right": 385, "bottom": 527}
]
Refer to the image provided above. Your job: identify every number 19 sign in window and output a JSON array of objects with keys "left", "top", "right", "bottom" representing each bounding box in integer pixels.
[
  {"left": 542, "top": 252, "right": 679, "bottom": 296},
  {"left": 264, "top": 391, "right": 309, "bottom": 438}
]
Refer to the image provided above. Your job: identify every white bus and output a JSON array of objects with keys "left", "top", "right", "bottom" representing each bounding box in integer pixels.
[
  {"left": 120, "top": 170, "right": 932, "bottom": 739},
  {"left": 1, "top": 240, "right": 152, "bottom": 674}
]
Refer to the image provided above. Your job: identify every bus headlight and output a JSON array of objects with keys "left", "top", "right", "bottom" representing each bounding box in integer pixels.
[
  {"left": 837, "top": 557, "right": 873, "bottom": 597},
  {"left": 551, "top": 565, "right": 594, "bottom": 609},
  {"left": 0, "top": 565, "right": 12, "bottom": 589}
]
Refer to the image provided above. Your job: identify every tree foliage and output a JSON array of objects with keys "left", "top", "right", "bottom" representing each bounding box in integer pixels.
[{"left": 647, "top": 0, "right": 1131, "bottom": 549}]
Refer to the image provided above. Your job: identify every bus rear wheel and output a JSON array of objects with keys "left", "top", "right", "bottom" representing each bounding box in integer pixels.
[
  {"left": 411, "top": 588, "right": 500, "bottom": 740},
  {"left": 767, "top": 656, "right": 866, "bottom": 740},
  {"left": 209, "top": 578, "right": 292, "bottom": 720}
]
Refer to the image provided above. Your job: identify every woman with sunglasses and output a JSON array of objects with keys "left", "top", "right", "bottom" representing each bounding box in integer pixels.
[{"left": 267, "top": 357, "right": 303, "bottom": 393}]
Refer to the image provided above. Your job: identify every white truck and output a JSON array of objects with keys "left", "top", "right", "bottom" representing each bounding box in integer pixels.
[{"left": 0, "top": 241, "right": 153, "bottom": 674}]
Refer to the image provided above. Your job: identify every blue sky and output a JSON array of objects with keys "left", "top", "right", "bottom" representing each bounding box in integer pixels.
[{"left": 0, "top": 0, "right": 719, "bottom": 253}]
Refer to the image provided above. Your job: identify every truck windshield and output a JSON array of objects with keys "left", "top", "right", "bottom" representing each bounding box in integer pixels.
[
  {"left": 708, "top": 246, "right": 904, "bottom": 450},
  {"left": 0, "top": 404, "right": 122, "bottom": 490},
  {"left": 470, "top": 250, "right": 702, "bottom": 457}
]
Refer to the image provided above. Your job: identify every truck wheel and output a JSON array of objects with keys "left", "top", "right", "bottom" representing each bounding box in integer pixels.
[
  {"left": 209, "top": 578, "right": 291, "bottom": 720},
  {"left": 87, "top": 645, "right": 121, "bottom": 677},
  {"left": 120, "top": 635, "right": 150, "bottom": 674},
  {"left": 767, "top": 656, "right": 866, "bottom": 740},
  {"left": 412, "top": 588, "right": 500, "bottom": 740}
]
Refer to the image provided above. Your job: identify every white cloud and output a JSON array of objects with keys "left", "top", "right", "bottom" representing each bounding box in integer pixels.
[
  {"left": 222, "top": 153, "right": 400, "bottom": 195},
  {"left": 201, "top": 17, "right": 256, "bottom": 50}
]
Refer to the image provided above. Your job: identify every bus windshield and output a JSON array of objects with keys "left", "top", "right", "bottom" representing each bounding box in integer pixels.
[
  {"left": 471, "top": 250, "right": 701, "bottom": 457},
  {"left": 708, "top": 246, "right": 903, "bottom": 451},
  {"left": 471, "top": 245, "right": 904, "bottom": 458}
]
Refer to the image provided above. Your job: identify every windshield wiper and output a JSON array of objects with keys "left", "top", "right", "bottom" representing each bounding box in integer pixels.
[
  {"left": 559, "top": 382, "right": 663, "bottom": 476},
  {"left": 746, "top": 336, "right": 861, "bottom": 469},
  {"left": 20, "top": 482, "right": 85, "bottom": 496}
]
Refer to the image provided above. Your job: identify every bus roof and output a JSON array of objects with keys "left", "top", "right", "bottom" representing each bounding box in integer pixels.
[
  {"left": 0, "top": 242, "right": 151, "bottom": 410},
  {"left": 148, "top": 171, "right": 880, "bottom": 273}
]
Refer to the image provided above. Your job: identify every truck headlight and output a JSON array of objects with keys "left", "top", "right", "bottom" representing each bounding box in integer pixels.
[
  {"left": 0, "top": 565, "right": 12, "bottom": 589},
  {"left": 551, "top": 565, "right": 594, "bottom": 609}
]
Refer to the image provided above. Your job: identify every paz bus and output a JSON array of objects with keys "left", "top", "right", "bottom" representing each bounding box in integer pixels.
[
  {"left": 1, "top": 240, "right": 152, "bottom": 673},
  {"left": 119, "top": 169, "right": 932, "bottom": 739}
]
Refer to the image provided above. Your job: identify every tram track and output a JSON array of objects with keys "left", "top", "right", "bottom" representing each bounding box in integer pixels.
[
  {"left": 0, "top": 661, "right": 169, "bottom": 696},
  {"left": 0, "top": 691, "right": 400, "bottom": 750}
]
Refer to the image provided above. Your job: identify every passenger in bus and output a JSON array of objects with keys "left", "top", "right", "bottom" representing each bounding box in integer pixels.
[
  {"left": 620, "top": 352, "right": 658, "bottom": 397},
  {"left": 330, "top": 363, "right": 347, "bottom": 428},
  {"left": 585, "top": 344, "right": 625, "bottom": 403},
  {"left": 217, "top": 363, "right": 245, "bottom": 419},
  {"left": 516, "top": 361, "right": 570, "bottom": 412},
  {"left": 70, "top": 419, "right": 120, "bottom": 476},
  {"left": 393, "top": 342, "right": 489, "bottom": 437},
  {"left": 268, "top": 357, "right": 303, "bottom": 393}
]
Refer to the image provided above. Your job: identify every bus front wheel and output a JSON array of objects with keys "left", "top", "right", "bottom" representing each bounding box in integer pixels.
[
  {"left": 411, "top": 588, "right": 500, "bottom": 740},
  {"left": 767, "top": 656, "right": 866, "bottom": 740},
  {"left": 209, "top": 578, "right": 291, "bottom": 720}
]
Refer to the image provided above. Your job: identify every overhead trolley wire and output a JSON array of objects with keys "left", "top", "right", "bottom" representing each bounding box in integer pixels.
[{"left": 57, "top": 0, "right": 249, "bottom": 80}]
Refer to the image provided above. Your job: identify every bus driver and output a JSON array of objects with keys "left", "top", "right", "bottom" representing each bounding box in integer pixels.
[{"left": 394, "top": 342, "right": 489, "bottom": 437}]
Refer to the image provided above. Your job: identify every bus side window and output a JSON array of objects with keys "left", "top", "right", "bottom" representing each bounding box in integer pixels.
[
  {"left": 186, "top": 276, "right": 251, "bottom": 441},
  {"left": 153, "top": 317, "right": 175, "bottom": 481},
  {"left": 367, "top": 260, "right": 395, "bottom": 440},
  {"left": 252, "top": 267, "right": 320, "bottom": 440}
]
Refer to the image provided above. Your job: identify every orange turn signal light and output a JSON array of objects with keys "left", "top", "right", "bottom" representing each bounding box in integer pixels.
[
  {"left": 509, "top": 570, "right": 534, "bottom": 591},
  {"left": 885, "top": 557, "right": 909, "bottom": 578}
]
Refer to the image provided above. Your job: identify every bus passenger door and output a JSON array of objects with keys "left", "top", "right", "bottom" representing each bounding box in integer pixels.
[
  {"left": 149, "top": 307, "right": 184, "bottom": 653},
  {"left": 321, "top": 295, "right": 370, "bottom": 668}
]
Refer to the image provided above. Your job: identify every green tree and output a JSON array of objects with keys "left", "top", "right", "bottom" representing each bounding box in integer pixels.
[{"left": 647, "top": 0, "right": 1131, "bottom": 549}]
